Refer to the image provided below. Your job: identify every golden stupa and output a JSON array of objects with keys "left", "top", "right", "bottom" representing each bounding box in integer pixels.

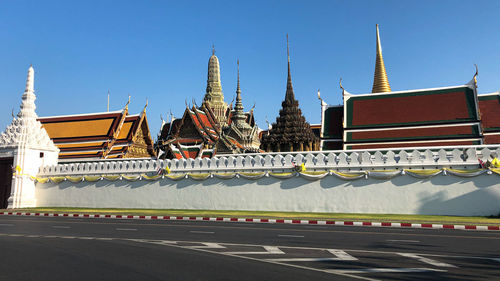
[{"left": 372, "top": 24, "right": 391, "bottom": 93}]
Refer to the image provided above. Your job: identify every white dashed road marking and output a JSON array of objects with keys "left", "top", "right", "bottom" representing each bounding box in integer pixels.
[
  {"left": 278, "top": 234, "right": 305, "bottom": 238},
  {"left": 398, "top": 253, "right": 457, "bottom": 268},
  {"left": 0, "top": 224, "right": 14, "bottom": 226},
  {"left": 386, "top": 239, "right": 420, "bottom": 243},
  {"left": 189, "top": 231, "right": 215, "bottom": 234},
  {"left": 187, "top": 242, "right": 226, "bottom": 249},
  {"left": 226, "top": 246, "right": 285, "bottom": 255},
  {"left": 115, "top": 228, "right": 138, "bottom": 231},
  {"left": 52, "top": 226, "right": 71, "bottom": 229}
]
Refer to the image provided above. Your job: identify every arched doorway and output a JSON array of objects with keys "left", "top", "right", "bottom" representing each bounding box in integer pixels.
[{"left": 0, "top": 158, "right": 13, "bottom": 209}]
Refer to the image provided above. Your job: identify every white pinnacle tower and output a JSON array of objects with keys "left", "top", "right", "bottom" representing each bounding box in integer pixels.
[{"left": 0, "top": 65, "right": 59, "bottom": 208}]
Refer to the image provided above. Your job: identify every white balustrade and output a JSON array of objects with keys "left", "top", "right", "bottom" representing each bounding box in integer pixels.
[{"left": 37, "top": 145, "right": 500, "bottom": 177}]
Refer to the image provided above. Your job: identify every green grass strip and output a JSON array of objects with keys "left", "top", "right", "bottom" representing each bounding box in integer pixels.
[{"left": 5, "top": 207, "right": 500, "bottom": 226}]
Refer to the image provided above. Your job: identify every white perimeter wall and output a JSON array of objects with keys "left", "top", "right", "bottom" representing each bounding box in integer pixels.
[{"left": 35, "top": 175, "right": 500, "bottom": 216}]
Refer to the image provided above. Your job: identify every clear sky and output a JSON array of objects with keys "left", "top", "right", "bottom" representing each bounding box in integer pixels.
[{"left": 1, "top": 0, "right": 499, "bottom": 139}]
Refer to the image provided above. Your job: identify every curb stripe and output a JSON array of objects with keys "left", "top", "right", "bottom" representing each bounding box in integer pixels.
[{"left": 0, "top": 212, "right": 498, "bottom": 232}]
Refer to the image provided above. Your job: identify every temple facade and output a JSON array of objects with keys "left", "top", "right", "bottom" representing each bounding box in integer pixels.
[
  {"left": 260, "top": 36, "right": 319, "bottom": 152},
  {"left": 156, "top": 51, "right": 260, "bottom": 159},
  {"left": 320, "top": 25, "right": 500, "bottom": 150}
]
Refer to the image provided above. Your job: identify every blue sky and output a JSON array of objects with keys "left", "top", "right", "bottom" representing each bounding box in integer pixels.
[{"left": 1, "top": 0, "right": 499, "bottom": 138}]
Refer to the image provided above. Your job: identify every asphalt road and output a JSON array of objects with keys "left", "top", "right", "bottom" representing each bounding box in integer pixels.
[{"left": 0, "top": 216, "right": 499, "bottom": 281}]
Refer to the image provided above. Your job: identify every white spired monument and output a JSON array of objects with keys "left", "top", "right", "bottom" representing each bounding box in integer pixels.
[{"left": 0, "top": 66, "right": 59, "bottom": 208}]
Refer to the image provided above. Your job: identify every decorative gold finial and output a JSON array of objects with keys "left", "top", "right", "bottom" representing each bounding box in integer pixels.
[
  {"left": 212, "top": 44, "right": 215, "bottom": 55},
  {"left": 371, "top": 24, "right": 391, "bottom": 93},
  {"left": 474, "top": 64, "right": 478, "bottom": 85},
  {"left": 286, "top": 34, "right": 290, "bottom": 63},
  {"left": 124, "top": 94, "right": 131, "bottom": 109}
]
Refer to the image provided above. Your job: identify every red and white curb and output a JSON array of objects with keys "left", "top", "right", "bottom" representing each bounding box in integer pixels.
[{"left": 1, "top": 211, "right": 499, "bottom": 231}]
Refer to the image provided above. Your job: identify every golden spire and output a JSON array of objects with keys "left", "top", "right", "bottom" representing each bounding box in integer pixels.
[{"left": 371, "top": 24, "right": 391, "bottom": 93}]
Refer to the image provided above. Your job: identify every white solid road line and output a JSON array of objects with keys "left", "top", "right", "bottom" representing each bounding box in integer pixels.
[
  {"left": 398, "top": 253, "right": 457, "bottom": 268},
  {"left": 115, "top": 228, "right": 138, "bottom": 231},
  {"left": 52, "top": 226, "right": 71, "bottom": 229},
  {"left": 189, "top": 231, "right": 215, "bottom": 234},
  {"left": 278, "top": 234, "right": 304, "bottom": 238},
  {"left": 330, "top": 267, "right": 448, "bottom": 274},
  {"left": 386, "top": 239, "right": 420, "bottom": 243}
]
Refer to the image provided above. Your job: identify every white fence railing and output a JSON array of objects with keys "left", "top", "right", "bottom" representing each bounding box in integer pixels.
[{"left": 37, "top": 145, "right": 500, "bottom": 177}]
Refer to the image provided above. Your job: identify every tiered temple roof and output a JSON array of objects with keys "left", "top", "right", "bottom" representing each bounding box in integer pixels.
[
  {"left": 479, "top": 92, "right": 500, "bottom": 144},
  {"left": 342, "top": 82, "right": 482, "bottom": 149},
  {"left": 217, "top": 60, "right": 261, "bottom": 154},
  {"left": 157, "top": 52, "right": 260, "bottom": 159},
  {"left": 38, "top": 103, "right": 156, "bottom": 159},
  {"left": 260, "top": 36, "right": 319, "bottom": 152}
]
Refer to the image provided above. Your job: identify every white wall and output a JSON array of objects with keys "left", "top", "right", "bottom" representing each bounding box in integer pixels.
[{"left": 35, "top": 174, "right": 500, "bottom": 216}]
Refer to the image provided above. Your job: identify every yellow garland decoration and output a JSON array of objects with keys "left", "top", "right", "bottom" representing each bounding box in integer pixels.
[
  {"left": 213, "top": 173, "right": 237, "bottom": 179},
  {"left": 103, "top": 175, "right": 121, "bottom": 181},
  {"left": 445, "top": 168, "right": 487, "bottom": 178},
  {"left": 83, "top": 175, "right": 102, "bottom": 182},
  {"left": 299, "top": 171, "right": 329, "bottom": 180},
  {"left": 33, "top": 177, "right": 50, "bottom": 184},
  {"left": 165, "top": 174, "right": 187, "bottom": 181},
  {"left": 367, "top": 170, "right": 401, "bottom": 180},
  {"left": 330, "top": 170, "right": 366, "bottom": 180},
  {"left": 404, "top": 169, "right": 442, "bottom": 179},
  {"left": 188, "top": 173, "right": 211, "bottom": 180},
  {"left": 122, "top": 175, "right": 141, "bottom": 181},
  {"left": 269, "top": 172, "right": 296, "bottom": 179},
  {"left": 238, "top": 172, "right": 266, "bottom": 180},
  {"left": 49, "top": 176, "right": 66, "bottom": 183},
  {"left": 142, "top": 174, "right": 162, "bottom": 181}
]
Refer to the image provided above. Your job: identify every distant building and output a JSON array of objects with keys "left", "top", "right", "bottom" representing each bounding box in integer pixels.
[
  {"left": 320, "top": 25, "right": 498, "bottom": 150},
  {"left": 156, "top": 50, "right": 260, "bottom": 159}
]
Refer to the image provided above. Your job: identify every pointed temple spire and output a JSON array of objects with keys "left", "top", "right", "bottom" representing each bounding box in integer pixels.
[
  {"left": 259, "top": 35, "right": 319, "bottom": 153},
  {"left": 285, "top": 34, "right": 295, "bottom": 101},
  {"left": 203, "top": 46, "right": 228, "bottom": 124},
  {"left": 0, "top": 65, "right": 57, "bottom": 151},
  {"left": 18, "top": 65, "right": 37, "bottom": 119},
  {"left": 231, "top": 59, "right": 249, "bottom": 128},
  {"left": 371, "top": 24, "right": 391, "bottom": 93}
]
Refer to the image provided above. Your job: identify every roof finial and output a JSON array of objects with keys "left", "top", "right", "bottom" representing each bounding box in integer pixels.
[
  {"left": 286, "top": 34, "right": 290, "bottom": 64},
  {"left": 372, "top": 24, "right": 391, "bottom": 93},
  {"left": 474, "top": 64, "right": 479, "bottom": 85},
  {"left": 236, "top": 59, "right": 241, "bottom": 94},
  {"left": 212, "top": 44, "right": 215, "bottom": 56},
  {"left": 25, "top": 65, "right": 35, "bottom": 94},
  {"left": 107, "top": 90, "right": 110, "bottom": 112},
  {"left": 285, "top": 34, "right": 295, "bottom": 101}
]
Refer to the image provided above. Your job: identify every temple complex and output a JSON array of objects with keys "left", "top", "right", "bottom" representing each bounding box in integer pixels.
[
  {"left": 156, "top": 51, "right": 260, "bottom": 159},
  {"left": 320, "top": 25, "right": 500, "bottom": 150},
  {"left": 38, "top": 101, "right": 156, "bottom": 159},
  {"left": 260, "top": 36, "right": 319, "bottom": 152}
]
